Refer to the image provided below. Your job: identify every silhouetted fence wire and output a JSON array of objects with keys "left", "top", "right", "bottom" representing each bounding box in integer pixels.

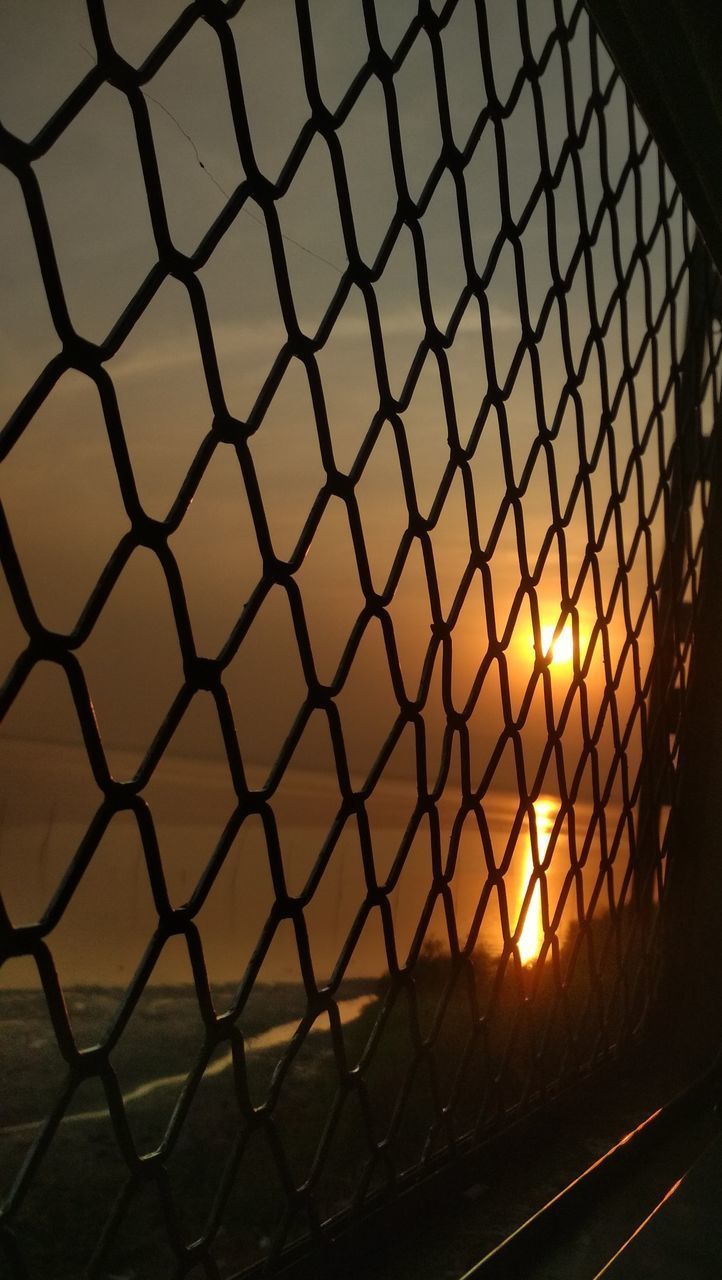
[{"left": 1, "top": 1, "right": 721, "bottom": 1276}]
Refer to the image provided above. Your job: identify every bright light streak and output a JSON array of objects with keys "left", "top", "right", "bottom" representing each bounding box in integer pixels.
[
  {"left": 516, "top": 798, "right": 556, "bottom": 965},
  {"left": 539, "top": 620, "right": 574, "bottom": 665}
]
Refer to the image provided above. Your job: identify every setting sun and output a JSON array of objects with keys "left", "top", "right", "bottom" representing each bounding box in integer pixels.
[{"left": 540, "top": 621, "right": 574, "bottom": 665}]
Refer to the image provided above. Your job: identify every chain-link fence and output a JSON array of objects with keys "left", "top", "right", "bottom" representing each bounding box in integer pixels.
[{"left": 1, "top": 1, "right": 721, "bottom": 1277}]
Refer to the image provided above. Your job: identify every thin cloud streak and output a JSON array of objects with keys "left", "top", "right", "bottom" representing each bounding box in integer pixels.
[{"left": 102, "top": 305, "right": 519, "bottom": 384}]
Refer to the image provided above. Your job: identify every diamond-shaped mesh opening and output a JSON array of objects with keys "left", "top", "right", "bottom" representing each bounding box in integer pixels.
[{"left": 2, "top": 1, "right": 722, "bottom": 1276}]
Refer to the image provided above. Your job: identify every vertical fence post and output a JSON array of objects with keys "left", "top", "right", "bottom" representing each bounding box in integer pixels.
[
  {"left": 635, "top": 239, "right": 713, "bottom": 913},
  {"left": 654, "top": 245, "right": 722, "bottom": 1069}
]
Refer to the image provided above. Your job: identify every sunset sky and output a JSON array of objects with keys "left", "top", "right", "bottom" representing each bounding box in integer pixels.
[{"left": 1, "top": 0, "right": 685, "bottom": 800}]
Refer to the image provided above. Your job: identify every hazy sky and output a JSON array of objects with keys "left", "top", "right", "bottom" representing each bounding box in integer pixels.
[{"left": 1, "top": 0, "right": 687, "bottom": 797}]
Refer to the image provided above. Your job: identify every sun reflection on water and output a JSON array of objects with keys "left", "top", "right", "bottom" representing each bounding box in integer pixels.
[{"left": 516, "top": 797, "right": 556, "bottom": 965}]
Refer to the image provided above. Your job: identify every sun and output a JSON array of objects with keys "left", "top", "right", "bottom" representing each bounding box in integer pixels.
[{"left": 539, "top": 620, "right": 574, "bottom": 665}]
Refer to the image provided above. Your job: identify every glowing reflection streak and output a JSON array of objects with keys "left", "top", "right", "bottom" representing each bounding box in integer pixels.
[{"left": 516, "top": 798, "right": 556, "bottom": 965}]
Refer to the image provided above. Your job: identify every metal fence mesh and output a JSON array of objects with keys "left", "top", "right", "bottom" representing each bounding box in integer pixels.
[{"left": 1, "top": 0, "right": 722, "bottom": 1276}]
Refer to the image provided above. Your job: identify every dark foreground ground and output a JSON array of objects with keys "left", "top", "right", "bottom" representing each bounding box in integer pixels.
[{"left": 0, "top": 915, "right": 668, "bottom": 1280}]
